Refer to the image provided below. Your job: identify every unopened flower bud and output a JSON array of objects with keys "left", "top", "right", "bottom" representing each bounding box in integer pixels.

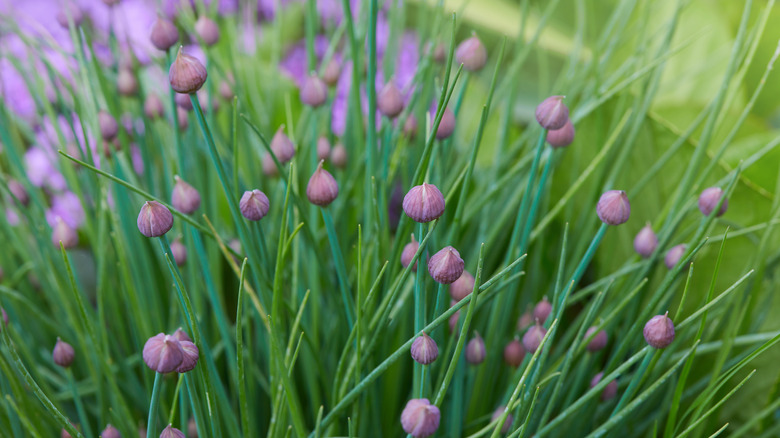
[
  {"left": 194, "top": 16, "right": 220, "bottom": 46},
  {"left": 590, "top": 372, "right": 618, "bottom": 401},
  {"left": 176, "top": 339, "right": 199, "bottom": 373},
  {"left": 175, "top": 93, "right": 193, "bottom": 111},
  {"left": 187, "top": 418, "right": 198, "bottom": 437},
  {"left": 316, "top": 137, "right": 331, "bottom": 160},
  {"left": 98, "top": 111, "right": 119, "bottom": 141},
  {"left": 698, "top": 187, "right": 727, "bottom": 217},
  {"left": 143, "top": 333, "right": 183, "bottom": 373},
  {"left": 401, "top": 398, "right": 440, "bottom": 438},
  {"left": 270, "top": 126, "right": 295, "bottom": 163},
  {"left": 169, "top": 48, "right": 208, "bottom": 94},
  {"left": 449, "top": 301, "right": 461, "bottom": 334},
  {"left": 428, "top": 246, "right": 464, "bottom": 284},
  {"left": 262, "top": 154, "right": 279, "bottom": 177},
  {"left": 402, "top": 183, "right": 445, "bottom": 223},
  {"left": 378, "top": 81, "right": 404, "bottom": 118},
  {"left": 449, "top": 270, "right": 474, "bottom": 301},
  {"left": 322, "top": 59, "right": 341, "bottom": 86},
  {"left": 150, "top": 17, "right": 179, "bottom": 51},
  {"left": 56, "top": 4, "right": 83, "bottom": 29},
  {"left": 330, "top": 143, "right": 347, "bottom": 169},
  {"left": 533, "top": 297, "right": 552, "bottom": 323},
  {"left": 435, "top": 108, "right": 456, "bottom": 140},
  {"left": 101, "top": 424, "right": 120, "bottom": 438},
  {"left": 52, "top": 218, "right": 78, "bottom": 249},
  {"left": 535, "top": 96, "right": 569, "bottom": 130},
  {"left": 597, "top": 190, "right": 630, "bottom": 225},
  {"left": 52, "top": 338, "right": 75, "bottom": 368},
  {"left": 117, "top": 68, "right": 138, "bottom": 96},
  {"left": 239, "top": 189, "right": 270, "bottom": 221},
  {"left": 306, "top": 161, "right": 339, "bottom": 206},
  {"left": 490, "top": 407, "right": 513, "bottom": 434},
  {"left": 160, "top": 424, "right": 185, "bottom": 438},
  {"left": 401, "top": 235, "right": 420, "bottom": 271},
  {"left": 8, "top": 179, "right": 29, "bottom": 206},
  {"left": 219, "top": 80, "right": 234, "bottom": 100},
  {"left": 403, "top": 116, "right": 418, "bottom": 138},
  {"left": 504, "top": 338, "right": 525, "bottom": 367},
  {"left": 455, "top": 34, "right": 487, "bottom": 71},
  {"left": 465, "top": 332, "right": 486, "bottom": 364},
  {"left": 144, "top": 94, "right": 165, "bottom": 119},
  {"left": 171, "top": 176, "right": 200, "bottom": 214},
  {"left": 516, "top": 311, "right": 533, "bottom": 331},
  {"left": 546, "top": 119, "right": 575, "bottom": 147},
  {"left": 177, "top": 107, "right": 189, "bottom": 130},
  {"left": 664, "top": 244, "right": 687, "bottom": 270},
  {"left": 522, "top": 323, "right": 547, "bottom": 354},
  {"left": 410, "top": 332, "right": 438, "bottom": 365},
  {"left": 170, "top": 238, "right": 187, "bottom": 266},
  {"left": 634, "top": 224, "right": 658, "bottom": 258},
  {"left": 643, "top": 312, "right": 675, "bottom": 349},
  {"left": 137, "top": 201, "right": 174, "bottom": 237},
  {"left": 584, "top": 327, "right": 608, "bottom": 352},
  {"left": 300, "top": 74, "right": 328, "bottom": 107}
]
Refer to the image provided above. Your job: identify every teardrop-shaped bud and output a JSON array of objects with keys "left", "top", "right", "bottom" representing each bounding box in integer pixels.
[
  {"left": 449, "top": 270, "right": 474, "bottom": 302},
  {"left": 427, "top": 246, "right": 464, "bottom": 285},
  {"left": 522, "top": 323, "right": 547, "bottom": 354},
  {"left": 435, "top": 108, "right": 456, "bottom": 140},
  {"left": 546, "top": 119, "right": 575, "bottom": 147},
  {"left": 170, "top": 238, "right": 187, "bottom": 266},
  {"left": 177, "top": 107, "right": 189, "bottom": 131},
  {"left": 144, "top": 94, "right": 165, "bottom": 119},
  {"left": 175, "top": 92, "right": 193, "bottom": 111},
  {"left": 160, "top": 424, "right": 186, "bottom": 438},
  {"left": 262, "top": 153, "right": 279, "bottom": 177},
  {"left": 300, "top": 73, "right": 328, "bottom": 107},
  {"left": 597, "top": 190, "right": 630, "bottom": 225},
  {"left": 432, "top": 43, "right": 447, "bottom": 63},
  {"left": 316, "top": 137, "right": 331, "bottom": 161},
  {"left": 98, "top": 110, "right": 119, "bottom": 141},
  {"left": 664, "top": 244, "right": 687, "bottom": 270},
  {"left": 503, "top": 338, "right": 525, "bottom": 367},
  {"left": 137, "top": 201, "right": 174, "bottom": 237},
  {"left": 171, "top": 328, "right": 193, "bottom": 343},
  {"left": 634, "top": 224, "right": 658, "bottom": 258},
  {"left": 117, "top": 68, "right": 138, "bottom": 96},
  {"left": 101, "top": 424, "right": 121, "bottom": 438},
  {"left": 698, "top": 187, "right": 727, "bottom": 217},
  {"left": 176, "top": 340, "right": 199, "bottom": 373},
  {"left": 142, "top": 333, "right": 183, "bottom": 373},
  {"left": 330, "top": 143, "right": 347, "bottom": 169},
  {"left": 187, "top": 418, "right": 198, "bottom": 437},
  {"left": 465, "top": 332, "right": 486, "bottom": 364},
  {"left": 56, "top": 3, "right": 83, "bottom": 29},
  {"left": 584, "top": 326, "right": 608, "bottom": 352},
  {"left": 400, "top": 398, "right": 440, "bottom": 438},
  {"left": 402, "top": 183, "right": 445, "bottom": 223},
  {"left": 535, "top": 96, "right": 569, "bottom": 130},
  {"left": 52, "top": 338, "right": 75, "bottom": 368},
  {"left": 410, "top": 332, "right": 438, "bottom": 365},
  {"left": 322, "top": 58, "right": 341, "bottom": 86},
  {"left": 378, "top": 81, "right": 404, "bottom": 118},
  {"left": 52, "top": 218, "right": 78, "bottom": 249},
  {"left": 8, "top": 179, "right": 29, "bottom": 206},
  {"left": 171, "top": 176, "right": 201, "bottom": 214},
  {"left": 403, "top": 115, "right": 418, "bottom": 138},
  {"left": 643, "top": 313, "right": 675, "bottom": 348},
  {"left": 455, "top": 34, "right": 487, "bottom": 71},
  {"left": 400, "top": 235, "right": 419, "bottom": 272},
  {"left": 590, "top": 372, "right": 618, "bottom": 401},
  {"left": 194, "top": 16, "right": 220, "bottom": 46},
  {"left": 150, "top": 17, "right": 179, "bottom": 51},
  {"left": 169, "top": 48, "right": 208, "bottom": 94},
  {"left": 219, "top": 80, "right": 234, "bottom": 100},
  {"left": 533, "top": 297, "right": 552, "bottom": 323},
  {"left": 490, "top": 406, "right": 513, "bottom": 434},
  {"left": 239, "top": 189, "right": 270, "bottom": 221},
  {"left": 449, "top": 302, "right": 461, "bottom": 334},
  {"left": 516, "top": 311, "right": 533, "bottom": 331},
  {"left": 270, "top": 126, "right": 295, "bottom": 163},
  {"left": 306, "top": 161, "right": 339, "bottom": 206}
]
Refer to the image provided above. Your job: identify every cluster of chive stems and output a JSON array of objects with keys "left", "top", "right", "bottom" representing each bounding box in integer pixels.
[{"left": 18, "top": 9, "right": 732, "bottom": 438}]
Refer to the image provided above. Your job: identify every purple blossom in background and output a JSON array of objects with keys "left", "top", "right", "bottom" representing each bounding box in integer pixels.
[
  {"left": 131, "top": 145, "right": 145, "bottom": 175},
  {"left": 280, "top": 35, "right": 330, "bottom": 86},
  {"left": 258, "top": 0, "right": 300, "bottom": 20},
  {"left": 0, "top": 59, "right": 36, "bottom": 123},
  {"left": 6, "top": 208, "right": 20, "bottom": 226},
  {"left": 162, "top": 0, "right": 238, "bottom": 17},
  {"left": 83, "top": 0, "right": 158, "bottom": 64},
  {"left": 25, "top": 147, "right": 67, "bottom": 191},
  {"left": 46, "top": 191, "right": 85, "bottom": 229}
]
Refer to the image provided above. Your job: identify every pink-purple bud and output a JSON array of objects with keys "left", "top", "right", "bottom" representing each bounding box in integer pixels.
[
  {"left": 533, "top": 297, "right": 552, "bottom": 323},
  {"left": 698, "top": 187, "right": 727, "bottom": 217},
  {"left": 150, "top": 17, "right": 179, "bottom": 51},
  {"left": 465, "top": 332, "right": 486, "bottom": 364},
  {"left": 410, "top": 332, "right": 438, "bottom": 365},
  {"left": 175, "top": 93, "right": 193, "bottom": 111},
  {"left": 98, "top": 111, "right": 119, "bottom": 141},
  {"left": 177, "top": 108, "right": 189, "bottom": 130},
  {"left": 322, "top": 59, "right": 341, "bottom": 86},
  {"left": 176, "top": 340, "right": 199, "bottom": 373},
  {"left": 546, "top": 119, "right": 575, "bottom": 148},
  {"left": 219, "top": 80, "right": 234, "bottom": 100},
  {"left": 633, "top": 224, "right": 658, "bottom": 258},
  {"left": 435, "top": 108, "right": 456, "bottom": 140},
  {"left": 170, "top": 238, "right": 187, "bottom": 266},
  {"left": 455, "top": 34, "right": 487, "bottom": 71},
  {"left": 428, "top": 246, "right": 465, "bottom": 285},
  {"left": 194, "top": 16, "right": 220, "bottom": 46},
  {"left": 187, "top": 418, "right": 198, "bottom": 437},
  {"left": 300, "top": 74, "right": 328, "bottom": 107},
  {"left": 144, "top": 94, "right": 165, "bottom": 119},
  {"left": 137, "top": 201, "right": 174, "bottom": 237},
  {"left": 316, "top": 137, "right": 331, "bottom": 161},
  {"left": 160, "top": 425, "right": 185, "bottom": 438},
  {"left": 171, "top": 176, "right": 201, "bottom": 214},
  {"left": 535, "top": 96, "right": 569, "bottom": 130},
  {"left": 262, "top": 154, "right": 279, "bottom": 177},
  {"left": 584, "top": 327, "right": 608, "bottom": 352},
  {"left": 101, "top": 424, "right": 120, "bottom": 438},
  {"left": 597, "top": 190, "right": 630, "bottom": 225},
  {"left": 404, "top": 116, "right": 418, "bottom": 138},
  {"left": 52, "top": 338, "right": 75, "bottom": 368},
  {"left": 143, "top": 333, "right": 183, "bottom": 373},
  {"left": 516, "top": 311, "right": 533, "bottom": 331},
  {"left": 52, "top": 219, "right": 78, "bottom": 249},
  {"left": 169, "top": 49, "right": 208, "bottom": 94},
  {"left": 56, "top": 4, "right": 83, "bottom": 29},
  {"left": 664, "top": 244, "right": 687, "bottom": 270},
  {"left": 401, "top": 235, "right": 420, "bottom": 271},
  {"left": 449, "top": 301, "right": 460, "bottom": 333},
  {"left": 306, "top": 162, "right": 339, "bottom": 206},
  {"left": 433, "top": 43, "right": 447, "bottom": 63},
  {"left": 522, "top": 323, "right": 547, "bottom": 354},
  {"left": 449, "top": 270, "right": 475, "bottom": 302},
  {"left": 378, "top": 81, "right": 404, "bottom": 118},
  {"left": 330, "top": 143, "right": 347, "bottom": 169},
  {"left": 118, "top": 68, "right": 138, "bottom": 96},
  {"left": 402, "top": 183, "right": 445, "bottom": 223},
  {"left": 8, "top": 179, "right": 29, "bottom": 206},
  {"left": 504, "top": 338, "right": 525, "bottom": 367},
  {"left": 643, "top": 313, "right": 675, "bottom": 348},
  {"left": 590, "top": 372, "right": 618, "bottom": 401},
  {"left": 270, "top": 126, "right": 295, "bottom": 163},
  {"left": 401, "top": 398, "right": 440, "bottom": 438},
  {"left": 171, "top": 328, "right": 192, "bottom": 343},
  {"left": 490, "top": 407, "right": 513, "bottom": 434},
  {"left": 239, "top": 190, "right": 270, "bottom": 221}
]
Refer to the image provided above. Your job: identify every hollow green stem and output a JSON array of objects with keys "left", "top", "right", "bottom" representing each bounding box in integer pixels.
[
  {"left": 321, "top": 207, "right": 355, "bottom": 328},
  {"left": 66, "top": 370, "right": 92, "bottom": 438},
  {"left": 413, "top": 222, "right": 426, "bottom": 396},
  {"left": 146, "top": 372, "right": 163, "bottom": 438}
]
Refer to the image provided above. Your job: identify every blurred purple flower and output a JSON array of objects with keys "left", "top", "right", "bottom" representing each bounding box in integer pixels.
[
  {"left": 280, "top": 35, "right": 330, "bottom": 86},
  {"left": 83, "top": 0, "right": 158, "bottom": 64},
  {"left": 0, "top": 59, "right": 36, "bottom": 123},
  {"left": 131, "top": 145, "right": 145, "bottom": 175},
  {"left": 25, "top": 147, "right": 67, "bottom": 191},
  {"left": 46, "top": 191, "right": 85, "bottom": 229},
  {"left": 163, "top": 0, "right": 238, "bottom": 17},
  {"left": 258, "top": 0, "right": 300, "bottom": 20},
  {"left": 6, "top": 208, "right": 21, "bottom": 226}
]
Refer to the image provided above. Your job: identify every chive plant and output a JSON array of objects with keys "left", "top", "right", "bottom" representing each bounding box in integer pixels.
[{"left": 1, "top": 0, "right": 780, "bottom": 437}]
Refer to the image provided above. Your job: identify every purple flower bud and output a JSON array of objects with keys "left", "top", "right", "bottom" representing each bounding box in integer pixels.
[
  {"left": 177, "top": 108, "right": 189, "bottom": 131},
  {"left": 118, "top": 68, "right": 138, "bottom": 96},
  {"left": 590, "top": 372, "right": 618, "bottom": 401},
  {"left": 98, "top": 111, "right": 119, "bottom": 141},
  {"left": 239, "top": 190, "right": 270, "bottom": 221},
  {"left": 171, "top": 328, "right": 193, "bottom": 343},
  {"left": 449, "top": 270, "right": 475, "bottom": 302},
  {"left": 411, "top": 332, "right": 438, "bottom": 365},
  {"left": 176, "top": 340, "right": 199, "bottom": 373},
  {"left": 490, "top": 406, "right": 513, "bottom": 434},
  {"left": 101, "top": 424, "right": 121, "bottom": 438},
  {"left": 330, "top": 143, "right": 348, "bottom": 169},
  {"left": 143, "top": 333, "right": 183, "bottom": 373},
  {"left": 195, "top": 16, "right": 220, "bottom": 46},
  {"left": 432, "top": 43, "right": 447, "bottom": 63},
  {"left": 455, "top": 34, "right": 487, "bottom": 72},
  {"left": 151, "top": 17, "right": 180, "bottom": 51},
  {"left": 698, "top": 187, "right": 727, "bottom": 217},
  {"left": 664, "top": 244, "right": 687, "bottom": 270},
  {"left": 597, "top": 190, "right": 630, "bottom": 225},
  {"left": 137, "top": 201, "right": 174, "bottom": 238},
  {"left": 504, "top": 338, "right": 525, "bottom": 367},
  {"left": 171, "top": 176, "right": 201, "bottom": 215},
  {"left": 145, "top": 94, "right": 165, "bottom": 119},
  {"left": 322, "top": 59, "right": 341, "bottom": 86},
  {"left": 52, "top": 338, "right": 75, "bottom": 368},
  {"left": 401, "top": 235, "right": 419, "bottom": 271},
  {"left": 270, "top": 126, "right": 295, "bottom": 163},
  {"left": 56, "top": 4, "right": 83, "bottom": 29},
  {"left": 533, "top": 297, "right": 552, "bottom": 323},
  {"left": 643, "top": 313, "right": 675, "bottom": 349},
  {"left": 306, "top": 162, "right": 339, "bottom": 206},
  {"left": 8, "top": 179, "right": 29, "bottom": 206},
  {"left": 300, "top": 74, "right": 328, "bottom": 107},
  {"left": 262, "top": 154, "right": 279, "bottom": 177},
  {"left": 522, "top": 323, "right": 547, "bottom": 354},
  {"left": 402, "top": 183, "right": 445, "bottom": 223},
  {"left": 52, "top": 219, "right": 78, "bottom": 249},
  {"left": 378, "top": 81, "right": 404, "bottom": 118},
  {"left": 435, "top": 108, "right": 456, "bottom": 140},
  {"left": 175, "top": 93, "right": 193, "bottom": 111},
  {"left": 546, "top": 119, "right": 575, "bottom": 148},
  {"left": 170, "top": 238, "right": 187, "bottom": 266},
  {"left": 187, "top": 418, "right": 198, "bottom": 437},
  {"left": 160, "top": 425, "right": 185, "bottom": 438},
  {"left": 516, "top": 311, "right": 533, "bottom": 331},
  {"left": 403, "top": 116, "right": 418, "bottom": 138},
  {"left": 169, "top": 49, "right": 208, "bottom": 94},
  {"left": 219, "top": 80, "right": 234, "bottom": 100},
  {"left": 401, "top": 398, "right": 440, "bottom": 438},
  {"left": 465, "top": 332, "right": 486, "bottom": 364},
  {"left": 428, "top": 246, "right": 465, "bottom": 285},
  {"left": 535, "top": 96, "right": 569, "bottom": 130},
  {"left": 316, "top": 137, "right": 331, "bottom": 161},
  {"left": 634, "top": 224, "right": 658, "bottom": 258},
  {"left": 449, "top": 302, "right": 460, "bottom": 334},
  {"left": 584, "top": 327, "right": 608, "bottom": 352}
]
